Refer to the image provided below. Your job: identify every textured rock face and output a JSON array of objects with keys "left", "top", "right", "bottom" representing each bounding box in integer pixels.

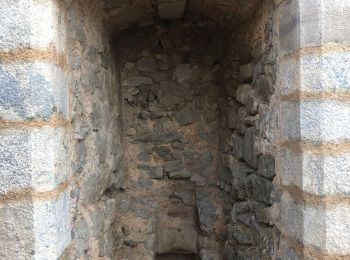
[
  {"left": 0, "top": 0, "right": 281, "bottom": 259},
  {"left": 111, "top": 20, "right": 227, "bottom": 259},
  {"left": 218, "top": 1, "right": 280, "bottom": 258}
]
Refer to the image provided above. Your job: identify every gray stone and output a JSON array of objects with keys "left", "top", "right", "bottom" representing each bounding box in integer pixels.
[
  {"left": 153, "top": 146, "right": 172, "bottom": 161},
  {"left": 137, "top": 148, "right": 152, "bottom": 162},
  {"left": 136, "top": 56, "right": 158, "bottom": 72},
  {"left": 0, "top": 62, "right": 67, "bottom": 121},
  {"left": 232, "top": 133, "right": 244, "bottom": 159},
  {"left": 196, "top": 191, "right": 217, "bottom": 232},
  {"left": 164, "top": 160, "right": 183, "bottom": 173},
  {"left": 190, "top": 175, "right": 206, "bottom": 187},
  {"left": 240, "top": 63, "right": 255, "bottom": 83},
  {"left": 229, "top": 223, "right": 255, "bottom": 245},
  {"left": 257, "top": 154, "right": 275, "bottom": 179},
  {"left": 72, "top": 217, "right": 90, "bottom": 257},
  {"left": 245, "top": 174, "right": 273, "bottom": 204},
  {"left": 171, "top": 141, "right": 185, "bottom": 150},
  {"left": 243, "top": 127, "right": 257, "bottom": 168},
  {"left": 169, "top": 170, "right": 191, "bottom": 179},
  {"left": 198, "top": 151, "right": 213, "bottom": 169},
  {"left": 171, "top": 190, "right": 195, "bottom": 206},
  {"left": 171, "top": 150, "right": 183, "bottom": 160},
  {"left": 72, "top": 142, "right": 87, "bottom": 174},
  {"left": 184, "top": 149, "right": 200, "bottom": 160},
  {"left": 157, "top": 81, "right": 187, "bottom": 107},
  {"left": 255, "top": 74, "right": 274, "bottom": 102},
  {"left": 175, "top": 106, "right": 199, "bottom": 125}
]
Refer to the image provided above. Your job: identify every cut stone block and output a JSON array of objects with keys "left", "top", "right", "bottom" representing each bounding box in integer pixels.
[
  {"left": 0, "top": 127, "right": 68, "bottom": 195},
  {"left": 0, "top": 190, "right": 71, "bottom": 259},
  {"left": 0, "top": 62, "right": 67, "bottom": 121},
  {"left": 281, "top": 100, "right": 350, "bottom": 143},
  {"left": 281, "top": 190, "right": 350, "bottom": 254},
  {"left": 281, "top": 146, "right": 350, "bottom": 196}
]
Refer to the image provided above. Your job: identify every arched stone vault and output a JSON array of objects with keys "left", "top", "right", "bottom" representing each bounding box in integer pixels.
[{"left": 0, "top": 0, "right": 350, "bottom": 259}]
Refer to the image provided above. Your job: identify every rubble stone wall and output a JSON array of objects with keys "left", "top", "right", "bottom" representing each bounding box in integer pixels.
[
  {"left": 110, "top": 21, "right": 227, "bottom": 259},
  {"left": 219, "top": 1, "right": 280, "bottom": 259},
  {"left": 64, "top": 0, "right": 122, "bottom": 259},
  {"left": 2, "top": 0, "right": 350, "bottom": 259}
]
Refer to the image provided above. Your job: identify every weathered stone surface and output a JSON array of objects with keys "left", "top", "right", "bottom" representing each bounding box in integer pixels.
[
  {"left": 137, "top": 56, "right": 158, "bottom": 72},
  {"left": 169, "top": 170, "right": 191, "bottom": 179},
  {"left": 240, "top": 63, "right": 255, "bottom": 83},
  {"left": 196, "top": 191, "right": 217, "bottom": 232},
  {"left": 153, "top": 146, "right": 172, "bottom": 161},
  {"left": 243, "top": 127, "right": 257, "bottom": 168},
  {"left": 0, "top": 62, "right": 67, "bottom": 121},
  {"left": 175, "top": 106, "right": 199, "bottom": 125},
  {"left": 0, "top": 128, "right": 68, "bottom": 194},
  {"left": 229, "top": 223, "right": 255, "bottom": 245},
  {"left": 245, "top": 174, "right": 272, "bottom": 204},
  {"left": 149, "top": 166, "right": 164, "bottom": 179},
  {"left": 164, "top": 160, "right": 184, "bottom": 173},
  {"left": 0, "top": 191, "right": 71, "bottom": 259},
  {"left": 257, "top": 154, "right": 275, "bottom": 180}
]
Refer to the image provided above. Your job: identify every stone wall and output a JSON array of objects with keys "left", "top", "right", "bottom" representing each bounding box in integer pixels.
[
  {"left": 0, "top": 1, "right": 70, "bottom": 259},
  {"left": 110, "top": 20, "right": 227, "bottom": 259},
  {"left": 219, "top": 1, "right": 280, "bottom": 259},
  {"left": 64, "top": 0, "right": 122, "bottom": 258},
  {"left": 2, "top": 0, "right": 350, "bottom": 259}
]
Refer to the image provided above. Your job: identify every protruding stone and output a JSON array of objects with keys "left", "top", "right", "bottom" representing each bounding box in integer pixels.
[{"left": 257, "top": 154, "right": 275, "bottom": 180}]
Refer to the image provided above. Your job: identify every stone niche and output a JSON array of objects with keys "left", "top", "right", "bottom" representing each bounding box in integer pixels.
[
  {"left": 107, "top": 2, "right": 278, "bottom": 259},
  {"left": 67, "top": 0, "right": 279, "bottom": 259}
]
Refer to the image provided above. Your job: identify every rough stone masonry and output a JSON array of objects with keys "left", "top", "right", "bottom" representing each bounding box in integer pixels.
[{"left": 0, "top": 0, "right": 349, "bottom": 259}]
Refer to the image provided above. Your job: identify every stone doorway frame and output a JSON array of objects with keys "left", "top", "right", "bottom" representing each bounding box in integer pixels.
[{"left": 0, "top": 0, "right": 349, "bottom": 259}]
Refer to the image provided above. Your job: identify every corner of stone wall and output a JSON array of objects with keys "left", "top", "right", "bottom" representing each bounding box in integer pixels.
[
  {"left": 63, "top": 0, "right": 122, "bottom": 259},
  {"left": 220, "top": 1, "right": 282, "bottom": 259},
  {"left": 276, "top": 0, "right": 350, "bottom": 258},
  {"left": 0, "top": 0, "right": 71, "bottom": 259}
]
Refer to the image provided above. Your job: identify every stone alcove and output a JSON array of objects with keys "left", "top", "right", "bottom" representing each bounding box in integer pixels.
[
  {"left": 66, "top": 0, "right": 278, "bottom": 259},
  {"left": 1, "top": 0, "right": 350, "bottom": 259}
]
